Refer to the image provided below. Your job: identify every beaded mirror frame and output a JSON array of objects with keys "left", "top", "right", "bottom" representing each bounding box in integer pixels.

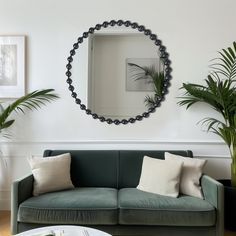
[{"left": 65, "top": 20, "right": 172, "bottom": 125}]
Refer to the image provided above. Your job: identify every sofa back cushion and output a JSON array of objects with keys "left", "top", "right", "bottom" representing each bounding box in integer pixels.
[
  {"left": 44, "top": 150, "right": 119, "bottom": 188},
  {"left": 43, "top": 150, "right": 193, "bottom": 189},
  {"left": 118, "top": 150, "right": 193, "bottom": 188}
]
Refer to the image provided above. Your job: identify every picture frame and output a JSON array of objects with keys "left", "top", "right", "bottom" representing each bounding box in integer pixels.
[{"left": 0, "top": 36, "right": 25, "bottom": 98}]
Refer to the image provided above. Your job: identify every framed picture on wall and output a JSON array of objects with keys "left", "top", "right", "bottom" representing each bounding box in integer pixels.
[{"left": 0, "top": 36, "right": 25, "bottom": 98}]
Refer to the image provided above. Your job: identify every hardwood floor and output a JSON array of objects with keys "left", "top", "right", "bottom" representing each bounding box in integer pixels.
[
  {"left": 1, "top": 211, "right": 236, "bottom": 236},
  {"left": 0, "top": 211, "right": 11, "bottom": 236}
]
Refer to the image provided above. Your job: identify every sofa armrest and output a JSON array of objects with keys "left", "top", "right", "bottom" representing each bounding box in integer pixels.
[
  {"left": 201, "top": 174, "right": 224, "bottom": 236},
  {"left": 11, "top": 174, "right": 34, "bottom": 235}
]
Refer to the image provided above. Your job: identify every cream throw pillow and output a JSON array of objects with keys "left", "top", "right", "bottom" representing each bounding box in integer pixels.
[
  {"left": 137, "top": 156, "right": 183, "bottom": 197},
  {"left": 28, "top": 153, "right": 74, "bottom": 196},
  {"left": 165, "top": 152, "right": 206, "bottom": 198}
]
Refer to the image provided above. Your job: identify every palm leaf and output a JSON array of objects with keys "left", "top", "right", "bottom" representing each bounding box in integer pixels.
[
  {"left": 223, "top": 48, "right": 234, "bottom": 63},
  {"left": 144, "top": 95, "right": 158, "bottom": 108},
  {"left": 211, "top": 42, "right": 236, "bottom": 80},
  {"left": 178, "top": 81, "right": 222, "bottom": 111},
  {"left": 153, "top": 71, "right": 164, "bottom": 97},
  {"left": 128, "top": 63, "right": 155, "bottom": 81},
  {"left": 0, "top": 89, "right": 59, "bottom": 136},
  {"left": 200, "top": 117, "right": 224, "bottom": 132}
]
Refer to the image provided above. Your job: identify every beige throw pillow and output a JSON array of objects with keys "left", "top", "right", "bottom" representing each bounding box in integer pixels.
[
  {"left": 28, "top": 153, "right": 74, "bottom": 196},
  {"left": 137, "top": 156, "right": 183, "bottom": 197},
  {"left": 165, "top": 152, "right": 206, "bottom": 198}
]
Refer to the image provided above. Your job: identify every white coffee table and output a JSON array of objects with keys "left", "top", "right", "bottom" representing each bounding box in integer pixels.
[{"left": 15, "top": 225, "right": 111, "bottom": 236}]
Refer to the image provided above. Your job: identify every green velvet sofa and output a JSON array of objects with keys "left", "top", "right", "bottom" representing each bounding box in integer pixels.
[{"left": 11, "top": 150, "right": 224, "bottom": 236}]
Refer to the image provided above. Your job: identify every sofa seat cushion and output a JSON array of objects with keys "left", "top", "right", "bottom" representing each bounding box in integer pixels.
[
  {"left": 18, "top": 188, "right": 118, "bottom": 225},
  {"left": 118, "top": 188, "right": 215, "bottom": 226}
]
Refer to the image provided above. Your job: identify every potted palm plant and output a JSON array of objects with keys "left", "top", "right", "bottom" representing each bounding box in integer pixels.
[
  {"left": 178, "top": 41, "right": 236, "bottom": 230},
  {"left": 0, "top": 89, "right": 59, "bottom": 138}
]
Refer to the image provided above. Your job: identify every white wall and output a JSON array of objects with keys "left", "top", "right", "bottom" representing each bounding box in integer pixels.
[{"left": 0, "top": 0, "right": 235, "bottom": 209}]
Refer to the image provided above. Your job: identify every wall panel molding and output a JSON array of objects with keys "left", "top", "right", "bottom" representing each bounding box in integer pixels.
[
  {"left": 0, "top": 139, "right": 227, "bottom": 145},
  {"left": 0, "top": 139, "right": 230, "bottom": 160}
]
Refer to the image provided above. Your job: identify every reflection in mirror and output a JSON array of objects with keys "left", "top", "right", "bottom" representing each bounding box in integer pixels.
[
  {"left": 87, "top": 33, "right": 163, "bottom": 119},
  {"left": 66, "top": 20, "right": 171, "bottom": 125}
]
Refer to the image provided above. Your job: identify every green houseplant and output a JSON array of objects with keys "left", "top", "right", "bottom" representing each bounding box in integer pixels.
[
  {"left": 178, "top": 42, "right": 236, "bottom": 187},
  {"left": 0, "top": 89, "right": 59, "bottom": 138}
]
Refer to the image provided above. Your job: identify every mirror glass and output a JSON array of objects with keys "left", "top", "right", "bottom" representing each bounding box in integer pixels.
[{"left": 66, "top": 21, "right": 171, "bottom": 125}]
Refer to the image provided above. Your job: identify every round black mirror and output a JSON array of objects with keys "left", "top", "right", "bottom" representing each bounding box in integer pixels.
[{"left": 66, "top": 20, "right": 172, "bottom": 125}]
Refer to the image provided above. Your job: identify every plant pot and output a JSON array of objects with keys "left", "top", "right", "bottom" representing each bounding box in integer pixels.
[{"left": 218, "top": 179, "right": 236, "bottom": 231}]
